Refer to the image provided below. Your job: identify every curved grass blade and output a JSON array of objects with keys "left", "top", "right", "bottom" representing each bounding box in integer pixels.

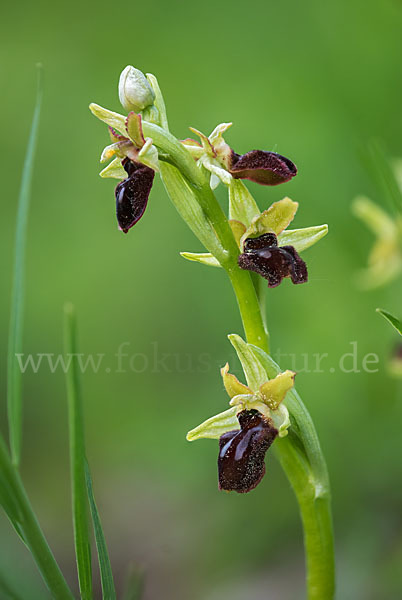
[
  {"left": 7, "top": 65, "right": 43, "bottom": 467},
  {"left": 63, "top": 303, "right": 93, "bottom": 600},
  {"left": 85, "top": 461, "right": 116, "bottom": 600},
  {"left": 0, "top": 436, "right": 74, "bottom": 599},
  {"left": 122, "top": 567, "right": 144, "bottom": 600},
  {"left": 376, "top": 308, "right": 402, "bottom": 336}
]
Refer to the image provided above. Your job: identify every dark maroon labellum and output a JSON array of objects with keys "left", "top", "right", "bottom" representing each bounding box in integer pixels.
[
  {"left": 115, "top": 158, "right": 155, "bottom": 233},
  {"left": 218, "top": 409, "right": 278, "bottom": 493},
  {"left": 238, "top": 233, "right": 308, "bottom": 288},
  {"left": 229, "top": 150, "right": 297, "bottom": 186}
]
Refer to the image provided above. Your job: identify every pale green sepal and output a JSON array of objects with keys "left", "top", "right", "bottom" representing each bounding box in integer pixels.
[
  {"left": 99, "top": 157, "right": 126, "bottom": 179},
  {"left": 186, "top": 406, "right": 239, "bottom": 441},
  {"left": 137, "top": 139, "right": 160, "bottom": 172},
  {"left": 180, "top": 139, "right": 204, "bottom": 159},
  {"left": 241, "top": 198, "right": 298, "bottom": 247},
  {"left": 180, "top": 252, "right": 221, "bottom": 267},
  {"left": 209, "top": 122, "right": 232, "bottom": 145},
  {"left": 352, "top": 196, "right": 397, "bottom": 238},
  {"left": 277, "top": 224, "right": 328, "bottom": 253},
  {"left": 227, "top": 334, "right": 267, "bottom": 391},
  {"left": 208, "top": 122, "right": 233, "bottom": 167},
  {"left": 229, "top": 180, "right": 260, "bottom": 227},
  {"left": 146, "top": 73, "right": 169, "bottom": 131},
  {"left": 376, "top": 308, "right": 402, "bottom": 336},
  {"left": 89, "top": 103, "right": 127, "bottom": 137}
]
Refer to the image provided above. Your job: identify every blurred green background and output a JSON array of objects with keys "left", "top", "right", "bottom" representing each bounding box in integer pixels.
[{"left": 1, "top": 0, "right": 402, "bottom": 598}]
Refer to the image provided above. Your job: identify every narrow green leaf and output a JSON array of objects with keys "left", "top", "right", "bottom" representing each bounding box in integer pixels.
[
  {"left": 7, "top": 65, "right": 43, "bottom": 467},
  {"left": 277, "top": 224, "right": 329, "bottom": 253},
  {"left": 63, "top": 304, "right": 93, "bottom": 600},
  {"left": 122, "top": 567, "right": 145, "bottom": 600},
  {"left": 180, "top": 252, "right": 221, "bottom": 267},
  {"left": 376, "top": 308, "right": 402, "bottom": 336},
  {"left": 227, "top": 334, "right": 267, "bottom": 391},
  {"left": 85, "top": 462, "right": 116, "bottom": 600}
]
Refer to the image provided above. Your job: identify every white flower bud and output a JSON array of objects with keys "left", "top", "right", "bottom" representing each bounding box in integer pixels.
[{"left": 118, "top": 65, "right": 155, "bottom": 113}]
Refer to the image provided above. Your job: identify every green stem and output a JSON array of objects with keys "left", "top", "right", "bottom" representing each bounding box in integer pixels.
[
  {"left": 149, "top": 120, "right": 335, "bottom": 597},
  {"left": 0, "top": 437, "right": 74, "bottom": 600}
]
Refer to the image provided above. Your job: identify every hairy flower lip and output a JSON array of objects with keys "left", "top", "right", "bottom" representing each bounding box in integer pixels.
[
  {"left": 115, "top": 158, "right": 155, "bottom": 233},
  {"left": 238, "top": 232, "right": 308, "bottom": 287},
  {"left": 229, "top": 150, "right": 297, "bottom": 186},
  {"left": 218, "top": 409, "right": 278, "bottom": 493}
]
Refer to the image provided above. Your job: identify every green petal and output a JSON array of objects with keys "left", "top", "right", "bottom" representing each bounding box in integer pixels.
[
  {"left": 228, "top": 180, "right": 260, "bottom": 228},
  {"left": 89, "top": 103, "right": 127, "bottom": 137},
  {"left": 180, "top": 252, "right": 221, "bottom": 267},
  {"left": 228, "top": 334, "right": 267, "bottom": 391},
  {"left": 277, "top": 224, "right": 328, "bottom": 252},
  {"left": 376, "top": 308, "right": 402, "bottom": 336},
  {"left": 186, "top": 406, "right": 239, "bottom": 441}
]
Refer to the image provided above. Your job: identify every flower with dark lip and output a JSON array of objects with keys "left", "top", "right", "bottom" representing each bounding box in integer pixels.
[
  {"left": 115, "top": 158, "right": 155, "bottom": 234},
  {"left": 181, "top": 123, "right": 297, "bottom": 188},
  {"left": 238, "top": 232, "right": 308, "bottom": 288},
  {"left": 229, "top": 150, "right": 297, "bottom": 186},
  {"left": 218, "top": 409, "right": 278, "bottom": 493}
]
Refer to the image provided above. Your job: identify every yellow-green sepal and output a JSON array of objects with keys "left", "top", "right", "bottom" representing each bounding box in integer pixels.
[{"left": 89, "top": 103, "right": 127, "bottom": 137}]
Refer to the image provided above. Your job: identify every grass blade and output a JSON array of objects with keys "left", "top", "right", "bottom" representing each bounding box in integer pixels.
[
  {"left": 64, "top": 303, "right": 93, "bottom": 600},
  {"left": 376, "top": 308, "right": 402, "bottom": 336},
  {"left": 122, "top": 567, "right": 144, "bottom": 600},
  {"left": 85, "top": 461, "right": 116, "bottom": 600},
  {"left": 7, "top": 65, "right": 43, "bottom": 467}
]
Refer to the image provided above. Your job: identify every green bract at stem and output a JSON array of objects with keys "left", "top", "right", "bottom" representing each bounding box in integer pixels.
[
  {"left": 0, "top": 436, "right": 74, "bottom": 599},
  {"left": 145, "top": 119, "right": 334, "bottom": 598}
]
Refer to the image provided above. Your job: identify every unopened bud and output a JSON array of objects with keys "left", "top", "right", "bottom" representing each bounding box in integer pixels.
[{"left": 118, "top": 65, "right": 155, "bottom": 113}]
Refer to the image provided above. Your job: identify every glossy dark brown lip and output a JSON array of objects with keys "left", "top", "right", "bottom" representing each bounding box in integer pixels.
[
  {"left": 229, "top": 150, "right": 297, "bottom": 186},
  {"left": 238, "top": 233, "right": 308, "bottom": 288},
  {"left": 218, "top": 409, "right": 278, "bottom": 493},
  {"left": 115, "top": 158, "right": 155, "bottom": 233}
]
